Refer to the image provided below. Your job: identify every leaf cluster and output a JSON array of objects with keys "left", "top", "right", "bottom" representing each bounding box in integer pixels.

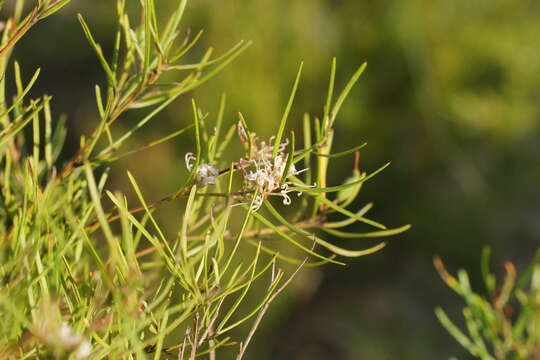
[
  {"left": 0, "top": 1, "right": 408, "bottom": 359},
  {"left": 435, "top": 249, "right": 540, "bottom": 360}
]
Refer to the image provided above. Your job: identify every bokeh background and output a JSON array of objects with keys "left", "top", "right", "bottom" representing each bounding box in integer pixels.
[{"left": 13, "top": 0, "right": 540, "bottom": 358}]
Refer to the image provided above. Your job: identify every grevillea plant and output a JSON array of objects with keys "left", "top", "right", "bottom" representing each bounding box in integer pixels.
[
  {"left": 435, "top": 249, "right": 540, "bottom": 359},
  {"left": 0, "top": 0, "right": 409, "bottom": 359}
]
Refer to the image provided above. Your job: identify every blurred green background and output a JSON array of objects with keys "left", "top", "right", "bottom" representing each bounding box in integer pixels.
[{"left": 13, "top": 0, "right": 540, "bottom": 358}]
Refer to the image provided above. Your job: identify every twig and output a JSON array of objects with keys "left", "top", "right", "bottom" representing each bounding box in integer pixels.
[
  {"left": 189, "top": 313, "right": 201, "bottom": 360},
  {"left": 235, "top": 256, "right": 308, "bottom": 360},
  {"left": 198, "top": 297, "right": 226, "bottom": 347},
  {"left": 178, "top": 328, "right": 189, "bottom": 360},
  {"left": 0, "top": 7, "right": 39, "bottom": 58}
]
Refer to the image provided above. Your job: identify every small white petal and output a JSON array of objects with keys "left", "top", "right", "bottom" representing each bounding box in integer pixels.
[
  {"left": 195, "top": 163, "right": 219, "bottom": 186},
  {"left": 185, "top": 153, "right": 196, "bottom": 171},
  {"left": 282, "top": 193, "right": 291, "bottom": 205},
  {"left": 58, "top": 323, "right": 81, "bottom": 347},
  {"left": 75, "top": 341, "right": 92, "bottom": 359}
]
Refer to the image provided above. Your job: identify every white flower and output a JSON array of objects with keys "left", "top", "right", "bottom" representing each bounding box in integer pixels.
[
  {"left": 185, "top": 152, "right": 197, "bottom": 171},
  {"left": 58, "top": 323, "right": 82, "bottom": 347},
  {"left": 240, "top": 136, "right": 306, "bottom": 209},
  {"left": 75, "top": 340, "right": 92, "bottom": 359},
  {"left": 280, "top": 184, "right": 292, "bottom": 205},
  {"left": 185, "top": 153, "right": 219, "bottom": 187},
  {"left": 56, "top": 322, "right": 92, "bottom": 359},
  {"left": 251, "top": 194, "right": 264, "bottom": 210},
  {"left": 195, "top": 163, "right": 219, "bottom": 186}
]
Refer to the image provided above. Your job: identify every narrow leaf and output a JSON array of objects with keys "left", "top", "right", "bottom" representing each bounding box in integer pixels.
[{"left": 272, "top": 62, "right": 303, "bottom": 158}]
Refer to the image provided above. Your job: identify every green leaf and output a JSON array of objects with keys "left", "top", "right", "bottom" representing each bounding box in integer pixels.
[
  {"left": 323, "top": 57, "right": 337, "bottom": 128},
  {"left": 168, "top": 41, "right": 248, "bottom": 70},
  {"left": 220, "top": 196, "right": 258, "bottom": 276},
  {"left": 143, "top": 0, "right": 153, "bottom": 82},
  {"left": 161, "top": 0, "right": 188, "bottom": 54},
  {"left": 282, "top": 130, "right": 295, "bottom": 180},
  {"left": 272, "top": 62, "right": 303, "bottom": 158},
  {"left": 313, "top": 142, "right": 367, "bottom": 158},
  {"left": 315, "top": 238, "right": 386, "bottom": 258},
  {"left": 208, "top": 93, "right": 226, "bottom": 162},
  {"left": 238, "top": 112, "right": 253, "bottom": 157},
  {"left": 43, "top": 96, "right": 53, "bottom": 169},
  {"left": 435, "top": 308, "right": 476, "bottom": 354},
  {"left": 302, "top": 113, "right": 313, "bottom": 186},
  {"left": 192, "top": 98, "right": 202, "bottom": 168},
  {"left": 217, "top": 243, "right": 261, "bottom": 333},
  {"left": 329, "top": 62, "right": 367, "bottom": 129},
  {"left": 77, "top": 14, "right": 116, "bottom": 87},
  {"left": 336, "top": 169, "right": 362, "bottom": 205},
  {"left": 51, "top": 114, "right": 67, "bottom": 164},
  {"left": 84, "top": 163, "right": 122, "bottom": 272},
  {"left": 317, "top": 196, "right": 386, "bottom": 230},
  {"left": 0, "top": 103, "right": 44, "bottom": 148},
  {"left": 323, "top": 203, "right": 373, "bottom": 228},
  {"left": 249, "top": 206, "right": 345, "bottom": 265},
  {"left": 248, "top": 240, "right": 337, "bottom": 267},
  {"left": 290, "top": 161, "right": 389, "bottom": 194},
  {"left": 181, "top": 40, "right": 252, "bottom": 92},
  {"left": 287, "top": 175, "right": 363, "bottom": 194},
  {"left": 218, "top": 270, "right": 283, "bottom": 334},
  {"left": 168, "top": 29, "right": 204, "bottom": 63},
  {"left": 124, "top": 171, "right": 175, "bottom": 261},
  {"left": 0, "top": 67, "right": 40, "bottom": 119},
  {"left": 38, "top": 0, "right": 71, "bottom": 20},
  {"left": 323, "top": 224, "right": 411, "bottom": 238},
  {"left": 264, "top": 201, "right": 387, "bottom": 258},
  {"left": 481, "top": 246, "right": 496, "bottom": 297}
]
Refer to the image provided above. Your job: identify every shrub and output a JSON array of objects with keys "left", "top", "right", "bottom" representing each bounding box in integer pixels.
[
  {"left": 0, "top": 1, "right": 408, "bottom": 358},
  {"left": 435, "top": 249, "right": 540, "bottom": 359}
]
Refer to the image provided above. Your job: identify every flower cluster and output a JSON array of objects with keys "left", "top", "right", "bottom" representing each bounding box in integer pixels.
[
  {"left": 35, "top": 320, "right": 92, "bottom": 359},
  {"left": 185, "top": 152, "right": 219, "bottom": 186},
  {"left": 236, "top": 129, "right": 307, "bottom": 209},
  {"left": 239, "top": 141, "right": 302, "bottom": 209},
  {"left": 56, "top": 323, "right": 92, "bottom": 359},
  {"left": 184, "top": 124, "right": 306, "bottom": 210}
]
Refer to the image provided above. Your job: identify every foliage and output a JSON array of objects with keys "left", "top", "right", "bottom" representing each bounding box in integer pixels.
[
  {"left": 435, "top": 249, "right": 540, "bottom": 359},
  {"left": 0, "top": 0, "right": 408, "bottom": 359}
]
